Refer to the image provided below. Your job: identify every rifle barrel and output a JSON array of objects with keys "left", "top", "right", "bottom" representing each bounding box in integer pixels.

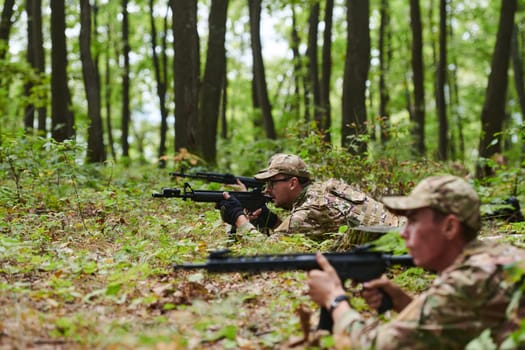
[
  {"left": 169, "top": 171, "right": 264, "bottom": 190},
  {"left": 175, "top": 252, "right": 414, "bottom": 281}
]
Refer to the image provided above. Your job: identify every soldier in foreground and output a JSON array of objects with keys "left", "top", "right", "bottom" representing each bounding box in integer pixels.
[
  {"left": 307, "top": 175, "right": 525, "bottom": 349},
  {"left": 219, "top": 153, "right": 403, "bottom": 244}
]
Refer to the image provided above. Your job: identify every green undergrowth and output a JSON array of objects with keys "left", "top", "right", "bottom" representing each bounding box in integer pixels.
[{"left": 1, "top": 133, "right": 524, "bottom": 349}]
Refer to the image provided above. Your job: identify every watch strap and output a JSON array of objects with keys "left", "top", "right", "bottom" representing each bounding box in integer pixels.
[{"left": 329, "top": 294, "right": 349, "bottom": 313}]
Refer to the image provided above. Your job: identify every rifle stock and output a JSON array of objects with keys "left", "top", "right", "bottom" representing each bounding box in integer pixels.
[
  {"left": 170, "top": 170, "right": 264, "bottom": 191},
  {"left": 175, "top": 249, "right": 414, "bottom": 331},
  {"left": 152, "top": 183, "right": 272, "bottom": 211}
]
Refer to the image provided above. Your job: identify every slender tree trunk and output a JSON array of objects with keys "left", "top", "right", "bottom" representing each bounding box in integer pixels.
[
  {"left": 378, "top": 0, "right": 390, "bottom": 144},
  {"left": 447, "top": 7, "right": 463, "bottom": 161},
  {"left": 198, "top": 0, "right": 228, "bottom": 164},
  {"left": 51, "top": 0, "right": 74, "bottom": 142},
  {"left": 219, "top": 62, "right": 228, "bottom": 139},
  {"left": 410, "top": 0, "right": 425, "bottom": 157},
  {"left": 80, "top": 0, "right": 105, "bottom": 163},
  {"left": 34, "top": 0, "right": 46, "bottom": 135},
  {"left": 342, "top": 0, "right": 370, "bottom": 154},
  {"left": 34, "top": 0, "right": 46, "bottom": 134},
  {"left": 248, "top": 0, "right": 276, "bottom": 139},
  {"left": 26, "top": 0, "right": 46, "bottom": 135},
  {"left": 477, "top": 0, "right": 517, "bottom": 178},
  {"left": 320, "top": 0, "right": 333, "bottom": 143},
  {"left": 25, "top": 0, "right": 35, "bottom": 132},
  {"left": 290, "top": 5, "right": 302, "bottom": 121},
  {"left": 435, "top": 0, "right": 448, "bottom": 160},
  {"left": 0, "top": 0, "right": 14, "bottom": 60},
  {"left": 150, "top": 0, "right": 169, "bottom": 168},
  {"left": 171, "top": 0, "right": 200, "bottom": 153},
  {"left": 104, "top": 23, "right": 116, "bottom": 162},
  {"left": 121, "top": 0, "right": 131, "bottom": 159},
  {"left": 511, "top": 25, "right": 525, "bottom": 146},
  {"left": 306, "top": 1, "right": 321, "bottom": 130}
]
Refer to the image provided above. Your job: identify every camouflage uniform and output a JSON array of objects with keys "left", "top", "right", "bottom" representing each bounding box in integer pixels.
[
  {"left": 333, "top": 239, "right": 525, "bottom": 349},
  {"left": 331, "top": 175, "right": 525, "bottom": 349},
  {"left": 275, "top": 178, "right": 403, "bottom": 242},
  {"left": 239, "top": 154, "right": 403, "bottom": 244}
]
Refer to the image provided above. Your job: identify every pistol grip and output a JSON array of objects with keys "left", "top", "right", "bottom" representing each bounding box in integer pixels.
[
  {"left": 317, "top": 307, "right": 333, "bottom": 332},
  {"left": 377, "top": 289, "right": 393, "bottom": 314}
]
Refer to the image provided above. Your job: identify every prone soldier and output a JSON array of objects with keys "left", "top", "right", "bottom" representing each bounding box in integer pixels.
[{"left": 218, "top": 153, "right": 404, "bottom": 246}]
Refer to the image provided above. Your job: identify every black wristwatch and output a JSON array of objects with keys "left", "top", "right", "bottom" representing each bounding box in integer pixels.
[{"left": 329, "top": 294, "right": 349, "bottom": 313}]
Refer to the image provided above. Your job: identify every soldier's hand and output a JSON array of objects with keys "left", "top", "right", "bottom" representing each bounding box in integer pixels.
[
  {"left": 307, "top": 253, "right": 346, "bottom": 310},
  {"left": 227, "top": 178, "right": 248, "bottom": 192},
  {"left": 249, "top": 205, "right": 279, "bottom": 229},
  {"left": 217, "top": 192, "right": 245, "bottom": 225},
  {"left": 362, "top": 277, "right": 412, "bottom": 313}
]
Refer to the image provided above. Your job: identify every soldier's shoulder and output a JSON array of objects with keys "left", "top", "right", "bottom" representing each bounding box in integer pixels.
[
  {"left": 459, "top": 240, "right": 525, "bottom": 273},
  {"left": 308, "top": 178, "right": 361, "bottom": 194}
]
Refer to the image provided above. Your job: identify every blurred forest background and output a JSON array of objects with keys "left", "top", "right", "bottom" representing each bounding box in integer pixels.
[{"left": 0, "top": 0, "right": 523, "bottom": 177}]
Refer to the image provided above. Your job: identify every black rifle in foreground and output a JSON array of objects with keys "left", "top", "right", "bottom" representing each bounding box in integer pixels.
[
  {"left": 152, "top": 182, "right": 272, "bottom": 211},
  {"left": 170, "top": 170, "right": 265, "bottom": 191},
  {"left": 174, "top": 248, "right": 414, "bottom": 331}
]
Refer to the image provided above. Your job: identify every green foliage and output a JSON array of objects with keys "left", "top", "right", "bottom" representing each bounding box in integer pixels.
[
  {"left": 217, "top": 122, "right": 467, "bottom": 199},
  {"left": 1, "top": 133, "right": 524, "bottom": 349},
  {"left": 370, "top": 231, "right": 408, "bottom": 255}
]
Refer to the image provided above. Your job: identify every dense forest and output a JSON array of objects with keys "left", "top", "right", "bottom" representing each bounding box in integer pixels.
[
  {"left": 1, "top": 0, "right": 524, "bottom": 349},
  {"left": 0, "top": 0, "right": 523, "bottom": 175}
]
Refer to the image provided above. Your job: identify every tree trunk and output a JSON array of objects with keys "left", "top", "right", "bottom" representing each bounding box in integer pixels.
[
  {"left": 410, "top": 0, "right": 425, "bottom": 157},
  {"left": 171, "top": 0, "right": 200, "bottom": 153},
  {"left": 80, "top": 0, "right": 106, "bottom": 163},
  {"left": 306, "top": 1, "right": 321, "bottom": 130},
  {"left": 447, "top": 9, "right": 463, "bottom": 161},
  {"left": 150, "top": 0, "right": 170, "bottom": 168},
  {"left": 342, "top": 0, "right": 370, "bottom": 154},
  {"left": 477, "top": 0, "right": 517, "bottom": 178},
  {"left": 199, "top": 0, "right": 228, "bottom": 164},
  {"left": 104, "top": 23, "right": 116, "bottom": 162},
  {"left": 25, "top": 0, "right": 35, "bottom": 132},
  {"left": 220, "top": 63, "right": 228, "bottom": 139},
  {"left": 34, "top": 0, "right": 46, "bottom": 134},
  {"left": 248, "top": 0, "right": 276, "bottom": 139},
  {"left": 435, "top": 0, "right": 448, "bottom": 161},
  {"left": 511, "top": 24, "right": 525, "bottom": 161},
  {"left": 320, "top": 0, "right": 333, "bottom": 143},
  {"left": 51, "top": 0, "right": 74, "bottom": 142},
  {"left": 378, "top": 0, "right": 390, "bottom": 144},
  {"left": 289, "top": 5, "right": 302, "bottom": 121},
  {"left": 26, "top": 0, "right": 47, "bottom": 135},
  {"left": 121, "top": 0, "right": 131, "bottom": 159},
  {"left": 0, "top": 0, "right": 14, "bottom": 60}
]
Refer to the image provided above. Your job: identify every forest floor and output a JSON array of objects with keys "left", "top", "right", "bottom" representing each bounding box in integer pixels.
[{"left": 1, "top": 164, "right": 524, "bottom": 350}]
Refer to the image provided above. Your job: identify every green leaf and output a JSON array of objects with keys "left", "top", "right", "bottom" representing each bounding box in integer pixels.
[{"left": 105, "top": 283, "right": 122, "bottom": 296}]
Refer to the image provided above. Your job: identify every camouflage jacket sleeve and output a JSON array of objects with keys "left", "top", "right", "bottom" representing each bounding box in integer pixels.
[{"left": 333, "top": 240, "right": 525, "bottom": 349}]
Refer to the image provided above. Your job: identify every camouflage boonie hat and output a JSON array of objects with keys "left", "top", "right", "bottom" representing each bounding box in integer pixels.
[
  {"left": 382, "top": 175, "right": 481, "bottom": 231},
  {"left": 254, "top": 153, "right": 311, "bottom": 180}
]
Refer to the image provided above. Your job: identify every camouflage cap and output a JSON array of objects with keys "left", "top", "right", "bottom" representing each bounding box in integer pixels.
[
  {"left": 382, "top": 175, "right": 481, "bottom": 231},
  {"left": 254, "top": 153, "right": 311, "bottom": 180}
]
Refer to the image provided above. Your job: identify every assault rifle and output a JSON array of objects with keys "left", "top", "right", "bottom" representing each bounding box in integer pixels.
[
  {"left": 174, "top": 248, "right": 414, "bottom": 331},
  {"left": 170, "top": 170, "right": 264, "bottom": 191},
  {"left": 483, "top": 196, "right": 524, "bottom": 223},
  {"left": 152, "top": 182, "right": 271, "bottom": 212}
]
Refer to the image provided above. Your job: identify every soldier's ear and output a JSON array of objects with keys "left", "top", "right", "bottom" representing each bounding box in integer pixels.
[
  {"left": 289, "top": 176, "right": 299, "bottom": 189},
  {"left": 443, "top": 214, "right": 461, "bottom": 240}
]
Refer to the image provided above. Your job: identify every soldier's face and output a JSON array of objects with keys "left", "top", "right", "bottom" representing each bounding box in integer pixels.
[
  {"left": 265, "top": 175, "right": 295, "bottom": 209},
  {"left": 400, "top": 207, "right": 451, "bottom": 272}
]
